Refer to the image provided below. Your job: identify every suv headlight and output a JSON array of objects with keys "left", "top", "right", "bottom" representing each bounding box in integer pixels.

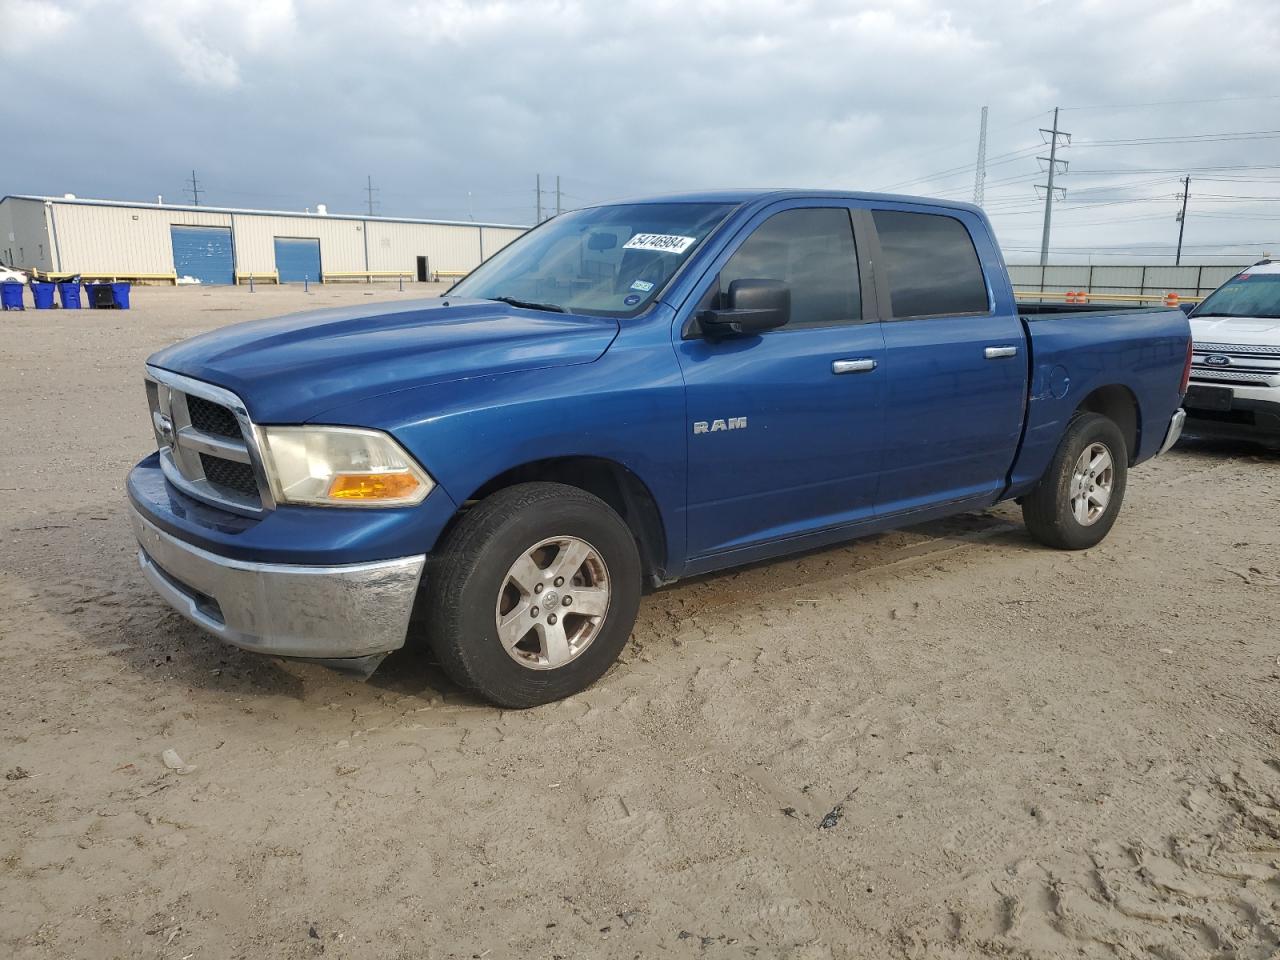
[{"left": 258, "top": 426, "right": 435, "bottom": 507}]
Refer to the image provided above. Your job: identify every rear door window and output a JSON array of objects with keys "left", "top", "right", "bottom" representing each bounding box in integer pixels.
[
  {"left": 872, "top": 210, "right": 989, "bottom": 319},
  {"left": 718, "top": 208, "right": 861, "bottom": 327}
]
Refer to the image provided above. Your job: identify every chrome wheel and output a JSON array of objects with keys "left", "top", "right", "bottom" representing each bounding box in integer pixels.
[
  {"left": 1069, "top": 442, "right": 1114, "bottom": 526},
  {"left": 495, "top": 536, "right": 611, "bottom": 670}
]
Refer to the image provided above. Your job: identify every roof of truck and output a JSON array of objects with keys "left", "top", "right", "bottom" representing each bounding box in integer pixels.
[{"left": 595, "top": 189, "right": 985, "bottom": 216}]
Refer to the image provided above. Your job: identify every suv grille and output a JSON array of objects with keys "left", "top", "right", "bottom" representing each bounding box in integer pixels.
[
  {"left": 187, "top": 395, "right": 242, "bottom": 438},
  {"left": 146, "top": 370, "right": 270, "bottom": 514}
]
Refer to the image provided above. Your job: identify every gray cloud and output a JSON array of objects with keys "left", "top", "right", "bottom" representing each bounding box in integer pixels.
[{"left": 4, "top": 0, "right": 1279, "bottom": 261}]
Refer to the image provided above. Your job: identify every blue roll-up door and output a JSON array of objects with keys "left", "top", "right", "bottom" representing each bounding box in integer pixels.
[
  {"left": 171, "top": 225, "right": 234, "bottom": 285},
  {"left": 274, "top": 237, "right": 322, "bottom": 283}
]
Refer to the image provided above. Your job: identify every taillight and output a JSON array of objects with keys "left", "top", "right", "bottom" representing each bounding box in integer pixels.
[{"left": 1179, "top": 339, "right": 1193, "bottom": 395}]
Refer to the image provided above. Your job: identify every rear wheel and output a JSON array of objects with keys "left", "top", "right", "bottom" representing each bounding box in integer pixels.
[
  {"left": 425, "top": 482, "right": 642, "bottom": 707},
  {"left": 1022, "top": 412, "right": 1128, "bottom": 550}
]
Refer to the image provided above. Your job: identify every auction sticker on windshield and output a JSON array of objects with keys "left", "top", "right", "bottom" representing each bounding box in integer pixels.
[{"left": 623, "top": 233, "right": 696, "bottom": 254}]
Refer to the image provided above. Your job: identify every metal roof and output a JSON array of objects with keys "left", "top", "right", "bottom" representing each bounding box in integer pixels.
[{"left": 1, "top": 194, "right": 528, "bottom": 231}]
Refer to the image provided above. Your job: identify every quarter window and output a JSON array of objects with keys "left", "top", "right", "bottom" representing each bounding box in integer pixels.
[
  {"left": 872, "top": 210, "right": 989, "bottom": 318},
  {"left": 718, "top": 208, "right": 861, "bottom": 327}
]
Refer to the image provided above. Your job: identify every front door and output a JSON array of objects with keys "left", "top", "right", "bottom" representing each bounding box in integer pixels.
[
  {"left": 675, "top": 204, "right": 885, "bottom": 560},
  {"left": 870, "top": 208, "right": 1026, "bottom": 514}
]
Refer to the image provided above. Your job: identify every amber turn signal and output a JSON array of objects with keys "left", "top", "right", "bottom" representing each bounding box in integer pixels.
[{"left": 326, "top": 472, "right": 422, "bottom": 501}]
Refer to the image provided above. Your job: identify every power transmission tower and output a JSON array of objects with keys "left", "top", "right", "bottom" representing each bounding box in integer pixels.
[
  {"left": 534, "top": 174, "right": 563, "bottom": 223},
  {"left": 184, "top": 170, "right": 203, "bottom": 206},
  {"left": 365, "top": 175, "right": 379, "bottom": 216},
  {"left": 973, "top": 106, "right": 988, "bottom": 207},
  {"left": 1175, "top": 175, "right": 1190, "bottom": 265},
  {"left": 1036, "top": 107, "right": 1070, "bottom": 265}
]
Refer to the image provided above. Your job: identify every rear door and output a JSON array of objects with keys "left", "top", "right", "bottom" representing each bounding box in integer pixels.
[
  {"left": 675, "top": 202, "right": 885, "bottom": 559},
  {"left": 869, "top": 208, "right": 1026, "bottom": 514}
]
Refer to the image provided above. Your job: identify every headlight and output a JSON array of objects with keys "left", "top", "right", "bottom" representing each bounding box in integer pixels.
[{"left": 258, "top": 426, "right": 435, "bottom": 507}]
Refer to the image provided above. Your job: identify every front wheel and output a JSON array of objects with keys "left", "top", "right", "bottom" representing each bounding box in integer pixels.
[
  {"left": 1022, "top": 412, "right": 1128, "bottom": 550},
  {"left": 425, "top": 482, "right": 642, "bottom": 707}
]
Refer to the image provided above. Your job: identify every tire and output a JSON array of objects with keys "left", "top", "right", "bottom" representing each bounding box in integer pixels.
[
  {"left": 425, "top": 482, "right": 642, "bottom": 708},
  {"left": 1021, "top": 412, "right": 1129, "bottom": 550}
]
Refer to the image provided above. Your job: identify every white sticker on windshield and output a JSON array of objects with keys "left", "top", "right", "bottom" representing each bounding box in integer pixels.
[
  {"left": 630, "top": 279, "right": 655, "bottom": 292},
  {"left": 623, "top": 233, "right": 696, "bottom": 255}
]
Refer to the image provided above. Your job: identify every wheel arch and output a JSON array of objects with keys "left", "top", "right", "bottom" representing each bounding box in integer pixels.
[
  {"left": 1076, "top": 384, "right": 1140, "bottom": 463},
  {"left": 448, "top": 457, "right": 671, "bottom": 587}
]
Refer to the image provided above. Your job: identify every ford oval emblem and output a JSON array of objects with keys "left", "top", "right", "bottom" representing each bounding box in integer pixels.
[{"left": 1204, "top": 355, "right": 1231, "bottom": 366}]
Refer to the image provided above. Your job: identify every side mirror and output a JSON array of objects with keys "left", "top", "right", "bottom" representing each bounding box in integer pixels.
[
  {"left": 1179, "top": 302, "right": 1195, "bottom": 316},
  {"left": 699, "top": 279, "right": 791, "bottom": 339}
]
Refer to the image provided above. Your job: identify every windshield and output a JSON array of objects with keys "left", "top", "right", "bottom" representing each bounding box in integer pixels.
[
  {"left": 1193, "top": 271, "right": 1280, "bottom": 319},
  {"left": 450, "top": 202, "right": 735, "bottom": 317}
]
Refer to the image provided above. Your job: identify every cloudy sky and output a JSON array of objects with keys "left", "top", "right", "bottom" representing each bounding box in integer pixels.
[{"left": 4, "top": 0, "right": 1279, "bottom": 262}]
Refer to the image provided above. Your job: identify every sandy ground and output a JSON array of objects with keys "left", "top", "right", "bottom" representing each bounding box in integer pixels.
[{"left": 1, "top": 284, "right": 1279, "bottom": 960}]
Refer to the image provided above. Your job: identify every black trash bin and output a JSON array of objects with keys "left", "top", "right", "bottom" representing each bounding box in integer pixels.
[{"left": 87, "top": 283, "right": 116, "bottom": 309}]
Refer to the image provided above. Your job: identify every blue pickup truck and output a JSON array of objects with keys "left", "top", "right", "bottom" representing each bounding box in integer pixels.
[{"left": 129, "top": 190, "right": 1192, "bottom": 706}]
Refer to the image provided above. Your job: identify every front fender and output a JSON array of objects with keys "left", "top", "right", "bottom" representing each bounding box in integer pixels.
[{"left": 311, "top": 309, "right": 690, "bottom": 569}]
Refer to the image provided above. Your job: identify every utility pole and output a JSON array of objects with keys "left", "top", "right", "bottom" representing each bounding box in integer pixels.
[
  {"left": 1037, "top": 107, "right": 1070, "bottom": 265},
  {"left": 365, "top": 175, "right": 379, "bottom": 216},
  {"left": 536, "top": 174, "right": 542, "bottom": 223},
  {"left": 184, "top": 170, "right": 202, "bottom": 206},
  {"left": 556, "top": 175, "right": 562, "bottom": 216},
  {"left": 973, "top": 106, "right": 988, "bottom": 207},
  {"left": 1175, "top": 175, "right": 1190, "bottom": 265}
]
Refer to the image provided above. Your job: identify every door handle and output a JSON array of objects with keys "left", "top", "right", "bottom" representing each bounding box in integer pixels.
[
  {"left": 832, "top": 358, "right": 877, "bottom": 375},
  {"left": 984, "top": 346, "right": 1018, "bottom": 359}
]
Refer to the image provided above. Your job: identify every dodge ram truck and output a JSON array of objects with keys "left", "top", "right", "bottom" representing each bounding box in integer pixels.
[{"left": 128, "top": 190, "right": 1192, "bottom": 707}]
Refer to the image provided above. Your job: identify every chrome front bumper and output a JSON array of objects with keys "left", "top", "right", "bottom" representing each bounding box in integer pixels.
[
  {"left": 1158, "top": 408, "right": 1187, "bottom": 456},
  {"left": 130, "top": 508, "right": 425, "bottom": 660}
]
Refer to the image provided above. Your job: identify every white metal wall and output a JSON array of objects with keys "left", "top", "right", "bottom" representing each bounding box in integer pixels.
[
  {"left": 0, "top": 197, "right": 527, "bottom": 280},
  {"left": 0, "top": 198, "right": 56, "bottom": 271}
]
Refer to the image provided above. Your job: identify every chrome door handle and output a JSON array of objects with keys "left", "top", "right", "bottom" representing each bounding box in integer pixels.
[
  {"left": 984, "top": 346, "right": 1018, "bottom": 359},
  {"left": 832, "top": 358, "right": 877, "bottom": 374}
]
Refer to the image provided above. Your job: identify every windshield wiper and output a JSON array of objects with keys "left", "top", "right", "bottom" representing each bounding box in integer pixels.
[{"left": 490, "top": 296, "right": 566, "bottom": 313}]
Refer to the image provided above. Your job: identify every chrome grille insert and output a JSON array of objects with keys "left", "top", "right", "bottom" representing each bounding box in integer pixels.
[
  {"left": 1188, "top": 368, "right": 1278, "bottom": 386},
  {"left": 145, "top": 365, "right": 275, "bottom": 516}
]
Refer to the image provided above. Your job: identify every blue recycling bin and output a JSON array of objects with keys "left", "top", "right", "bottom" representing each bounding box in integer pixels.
[
  {"left": 57, "top": 282, "right": 82, "bottom": 309},
  {"left": 1, "top": 281, "right": 23, "bottom": 310},
  {"left": 110, "top": 282, "right": 131, "bottom": 309},
  {"left": 31, "top": 282, "right": 56, "bottom": 309}
]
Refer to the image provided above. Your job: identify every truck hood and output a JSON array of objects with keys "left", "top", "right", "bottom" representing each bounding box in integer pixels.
[
  {"left": 148, "top": 297, "right": 620, "bottom": 423},
  {"left": 1190, "top": 314, "right": 1280, "bottom": 347}
]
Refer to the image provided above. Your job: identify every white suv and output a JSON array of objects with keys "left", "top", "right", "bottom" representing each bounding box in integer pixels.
[{"left": 1184, "top": 259, "right": 1280, "bottom": 444}]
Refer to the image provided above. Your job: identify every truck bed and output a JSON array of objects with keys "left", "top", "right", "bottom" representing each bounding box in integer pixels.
[{"left": 1019, "top": 302, "right": 1174, "bottom": 319}]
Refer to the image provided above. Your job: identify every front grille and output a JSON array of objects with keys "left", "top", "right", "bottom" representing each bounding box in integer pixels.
[
  {"left": 147, "top": 369, "right": 269, "bottom": 514},
  {"left": 1190, "top": 368, "right": 1277, "bottom": 385},
  {"left": 186, "top": 395, "right": 242, "bottom": 439},
  {"left": 1195, "top": 342, "right": 1280, "bottom": 358},
  {"left": 199, "top": 453, "right": 260, "bottom": 499}
]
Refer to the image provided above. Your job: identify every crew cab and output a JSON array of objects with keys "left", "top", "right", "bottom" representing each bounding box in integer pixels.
[
  {"left": 127, "top": 190, "right": 1191, "bottom": 707},
  {"left": 1183, "top": 259, "right": 1280, "bottom": 444}
]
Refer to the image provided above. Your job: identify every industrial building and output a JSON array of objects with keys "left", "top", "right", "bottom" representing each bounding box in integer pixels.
[{"left": 0, "top": 194, "right": 527, "bottom": 285}]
